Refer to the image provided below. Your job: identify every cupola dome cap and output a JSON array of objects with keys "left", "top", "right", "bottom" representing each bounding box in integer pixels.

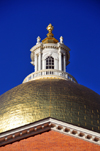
[{"left": 42, "top": 24, "right": 59, "bottom": 44}]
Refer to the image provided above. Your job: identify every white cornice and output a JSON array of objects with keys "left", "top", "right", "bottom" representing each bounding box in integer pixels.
[
  {"left": 30, "top": 43, "right": 70, "bottom": 53},
  {"left": 0, "top": 118, "right": 100, "bottom": 147}
]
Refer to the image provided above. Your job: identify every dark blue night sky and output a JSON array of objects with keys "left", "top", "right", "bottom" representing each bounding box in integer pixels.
[{"left": 0, "top": 0, "right": 100, "bottom": 95}]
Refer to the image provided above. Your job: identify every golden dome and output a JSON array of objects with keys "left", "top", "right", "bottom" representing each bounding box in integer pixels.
[{"left": 0, "top": 79, "right": 100, "bottom": 133}]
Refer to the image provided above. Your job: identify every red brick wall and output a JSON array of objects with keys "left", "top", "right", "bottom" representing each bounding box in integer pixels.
[{"left": 0, "top": 130, "right": 100, "bottom": 151}]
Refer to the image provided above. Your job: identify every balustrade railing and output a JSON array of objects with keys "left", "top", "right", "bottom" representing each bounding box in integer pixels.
[{"left": 23, "top": 69, "right": 77, "bottom": 83}]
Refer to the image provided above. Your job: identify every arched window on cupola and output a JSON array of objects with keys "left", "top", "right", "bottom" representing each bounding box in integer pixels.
[{"left": 46, "top": 56, "right": 54, "bottom": 69}]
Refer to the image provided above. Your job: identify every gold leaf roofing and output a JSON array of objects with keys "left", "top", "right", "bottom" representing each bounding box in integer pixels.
[{"left": 0, "top": 79, "right": 100, "bottom": 133}]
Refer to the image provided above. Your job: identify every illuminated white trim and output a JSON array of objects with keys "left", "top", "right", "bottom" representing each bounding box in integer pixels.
[{"left": 0, "top": 118, "right": 100, "bottom": 147}]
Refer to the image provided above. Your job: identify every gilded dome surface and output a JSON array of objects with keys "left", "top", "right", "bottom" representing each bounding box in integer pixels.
[{"left": 0, "top": 79, "right": 100, "bottom": 133}]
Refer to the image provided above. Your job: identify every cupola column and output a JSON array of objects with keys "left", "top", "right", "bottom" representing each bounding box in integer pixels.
[
  {"left": 55, "top": 59, "right": 58, "bottom": 70},
  {"left": 35, "top": 54, "right": 37, "bottom": 72},
  {"left": 63, "top": 53, "right": 66, "bottom": 72},
  {"left": 43, "top": 59, "right": 45, "bottom": 70},
  {"left": 59, "top": 48, "right": 62, "bottom": 71},
  {"left": 39, "top": 51, "right": 42, "bottom": 70}
]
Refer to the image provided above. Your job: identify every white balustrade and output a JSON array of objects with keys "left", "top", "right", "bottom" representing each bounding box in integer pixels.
[{"left": 23, "top": 69, "right": 77, "bottom": 83}]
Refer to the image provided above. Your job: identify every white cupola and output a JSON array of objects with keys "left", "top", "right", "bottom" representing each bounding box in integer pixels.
[{"left": 23, "top": 24, "right": 77, "bottom": 83}]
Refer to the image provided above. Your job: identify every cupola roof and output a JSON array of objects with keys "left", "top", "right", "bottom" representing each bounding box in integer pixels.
[{"left": 42, "top": 24, "right": 59, "bottom": 43}]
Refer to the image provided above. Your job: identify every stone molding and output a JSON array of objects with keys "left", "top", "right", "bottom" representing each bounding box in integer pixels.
[
  {"left": 0, "top": 118, "right": 100, "bottom": 147},
  {"left": 30, "top": 43, "right": 70, "bottom": 52}
]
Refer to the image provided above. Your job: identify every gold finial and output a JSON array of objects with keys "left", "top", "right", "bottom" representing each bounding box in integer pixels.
[
  {"left": 46, "top": 24, "right": 54, "bottom": 37},
  {"left": 47, "top": 24, "right": 54, "bottom": 34},
  {"left": 42, "top": 24, "right": 58, "bottom": 43}
]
